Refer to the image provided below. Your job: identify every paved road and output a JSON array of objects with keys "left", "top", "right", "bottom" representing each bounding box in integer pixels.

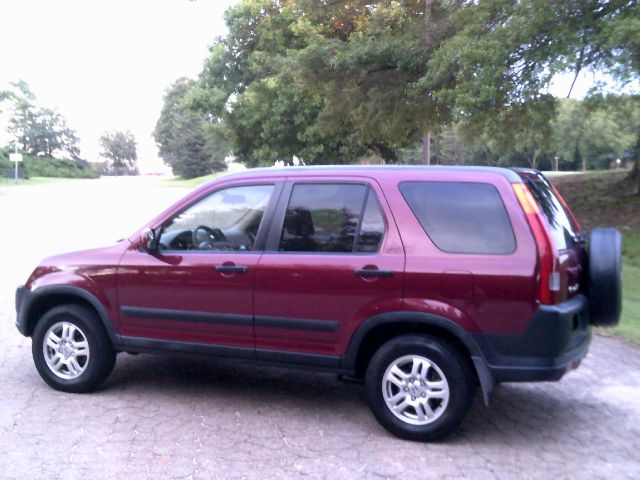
[{"left": 0, "top": 178, "right": 639, "bottom": 479}]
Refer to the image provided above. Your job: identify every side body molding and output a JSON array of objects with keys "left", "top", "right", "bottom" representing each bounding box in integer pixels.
[{"left": 342, "top": 311, "right": 495, "bottom": 406}]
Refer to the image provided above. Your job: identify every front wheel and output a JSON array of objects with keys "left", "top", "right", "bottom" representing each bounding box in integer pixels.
[
  {"left": 32, "top": 304, "right": 116, "bottom": 393},
  {"left": 365, "top": 335, "right": 475, "bottom": 441}
]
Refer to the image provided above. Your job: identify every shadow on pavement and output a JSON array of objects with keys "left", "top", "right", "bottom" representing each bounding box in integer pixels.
[{"left": 102, "top": 352, "right": 618, "bottom": 445}]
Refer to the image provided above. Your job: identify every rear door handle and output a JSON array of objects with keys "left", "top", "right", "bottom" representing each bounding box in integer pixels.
[
  {"left": 354, "top": 269, "right": 394, "bottom": 278},
  {"left": 215, "top": 265, "right": 249, "bottom": 274}
]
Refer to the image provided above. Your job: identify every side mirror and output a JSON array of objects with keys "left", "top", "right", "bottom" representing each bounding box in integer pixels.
[{"left": 142, "top": 228, "right": 158, "bottom": 252}]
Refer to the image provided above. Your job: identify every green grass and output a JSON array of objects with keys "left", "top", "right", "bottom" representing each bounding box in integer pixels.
[
  {"left": 614, "top": 233, "right": 640, "bottom": 344},
  {"left": 552, "top": 171, "right": 639, "bottom": 345},
  {"left": 0, "top": 176, "right": 87, "bottom": 186},
  {"left": 0, "top": 149, "right": 100, "bottom": 179},
  {"left": 157, "top": 173, "right": 223, "bottom": 188},
  {"left": 544, "top": 168, "right": 631, "bottom": 178}
]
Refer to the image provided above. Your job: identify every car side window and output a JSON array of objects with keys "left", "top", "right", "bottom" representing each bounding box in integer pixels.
[
  {"left": 159, "top": 184, "right": 274, "bottom": 252},
  {"left": 279, "top": 183, "right": 385, "bottom": 253},
  {"left": 399, "top": 181, "right": 516, "bottom": 254},
  {"left": 356, "top": 190, "right": 386, "bottom": 253}
]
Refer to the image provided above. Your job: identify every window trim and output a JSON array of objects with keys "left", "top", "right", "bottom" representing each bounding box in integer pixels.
[
  {"left": 156, "top": 181, "right": 283, "bottom": 254},
  {"left": 399, "top": 180, "right": 517, "bottom": 256},
  {"left": 264, "top": 180, "right": 388, "bottom": 255}
]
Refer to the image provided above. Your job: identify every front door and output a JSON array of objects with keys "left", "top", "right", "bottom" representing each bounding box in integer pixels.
[
  {"left": 118, "top": 183, "right": 278, "bottom": 350},
  {"left": 253, "top": 179, "right": 405, "bottom": 361}
]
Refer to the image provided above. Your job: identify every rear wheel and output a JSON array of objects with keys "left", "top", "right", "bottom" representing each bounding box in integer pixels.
[
  {"left": 32, "top": 304, "right": 116, "bottom": 393},
  {"left": 365, "top": 335, "right": 475, "bottom": 441}
]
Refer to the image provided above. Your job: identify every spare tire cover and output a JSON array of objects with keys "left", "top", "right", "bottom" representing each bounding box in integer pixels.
[{"left": 588, "top": 228, "right": 622, "bottom": 326}]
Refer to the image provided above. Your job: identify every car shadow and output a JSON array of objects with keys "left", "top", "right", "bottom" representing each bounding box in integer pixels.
[
  {"left": 104, "top": 353, "right": 616, "bottom": 444},
  {"left": 105, "top": 352, "right": 369, "bottom": 407}
]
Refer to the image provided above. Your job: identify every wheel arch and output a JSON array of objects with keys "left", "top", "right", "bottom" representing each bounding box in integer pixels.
[
  {"left": 343, "top": 311, "right": 495, "bottom": 406},
  {"left": 22, "top": 286, "right": 122, "bottom": 349}
]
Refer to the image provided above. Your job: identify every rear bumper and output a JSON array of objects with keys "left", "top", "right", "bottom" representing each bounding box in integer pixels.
[{"left": 472, "top": 294, "right": 591, "bottom": 383}]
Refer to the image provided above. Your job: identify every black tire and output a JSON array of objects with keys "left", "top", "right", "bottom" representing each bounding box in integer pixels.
[
  {"left": 588, "top": 228, "right": 622, "bottom": 327},
  {"left": 32, "top": 304, "right": 116, "bottom": 393},
  {"left": 365, "top": 335, "right": 475, "bottom": 442}
]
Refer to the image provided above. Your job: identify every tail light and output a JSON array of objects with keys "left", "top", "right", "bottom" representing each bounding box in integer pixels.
[{"left": 513, "top": 183, "right": 559, "bottom": 305}]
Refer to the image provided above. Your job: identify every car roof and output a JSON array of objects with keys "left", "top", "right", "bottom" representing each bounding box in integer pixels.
[{"left": 212, "top": 165, "right": 524, "bottom": 183}]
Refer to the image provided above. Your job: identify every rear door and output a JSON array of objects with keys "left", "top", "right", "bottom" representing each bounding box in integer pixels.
[{"left": 253, "top": 177, "right": 405, "bottom": 360}]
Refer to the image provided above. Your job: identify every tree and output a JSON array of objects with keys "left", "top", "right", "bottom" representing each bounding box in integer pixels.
[
  {"left": 9, "top": 106, "right": 81, "bottom": 158},
  {"left": 154, "top": 78, "right": 227, "bottom": 178},
  {"left": 99, "top": 130, "right": 138, "bottom": 175},
  {"left": 285, "top": 0, "right": 460, "bottom": 164},
  {"left": 0, "top": 89, "right": 13, "bottom": 113},
  {"left": 551, "top": 97, "right": 636, "bottom": 171},
  {"left": 425, "top": 0, "right": 639, "bottom": 189},
  {"left": 190, "top": 0, "right": 397, "bottom": 167},
  {"left": 168, "top": 1, "right": 638, "bottom": 175},
  {"left": 5, "top": 80, "right": 81, "bottom": 159}
]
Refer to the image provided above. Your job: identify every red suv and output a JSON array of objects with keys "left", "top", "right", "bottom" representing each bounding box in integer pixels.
[{"left": 15, "top": 166, "right": 621, "bottom": 441}]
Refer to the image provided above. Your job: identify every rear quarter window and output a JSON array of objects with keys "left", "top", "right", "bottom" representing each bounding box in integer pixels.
[{"left": 399, "top": 181, "right": 516, "bottom": 255}]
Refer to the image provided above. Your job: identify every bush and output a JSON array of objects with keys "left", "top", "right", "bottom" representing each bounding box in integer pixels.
[{"left": 0, "top": 148, "right": 100, "bottom": 179}]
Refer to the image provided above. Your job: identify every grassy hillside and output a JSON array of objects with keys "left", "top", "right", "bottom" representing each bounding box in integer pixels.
[
  {"left": 551, "top": 171, "right": 639, "bottom": 345},
  {"left": 0, "top": 148, "right": 100, "bottom": 179},
  {"left": 0, "top": 176, "right": 87, "bottom": 187}
]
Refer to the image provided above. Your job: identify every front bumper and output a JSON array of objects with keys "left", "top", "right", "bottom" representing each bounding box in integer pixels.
[
  {"left": 472, "top": 294, "right": 591, "bottom": 383},
  {"left": 15, "top": 285, "right": 29, "bottom": 336}
]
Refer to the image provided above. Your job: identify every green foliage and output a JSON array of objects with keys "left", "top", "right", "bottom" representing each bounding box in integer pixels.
[
  {"left": 0, "top": 148, "right": 99, "bottom": 179},
  {"left": 551, "top": 96, "right": 639, "bottom": 171},
  {"left": 99, "top": 130, "right": 138, "bottom": 175},
  {"left": 285, "top": 1, "right": 446, "bottom": 147},
  {"left": 0, "top": 88, "right": 13, "bottom": 113},
  {"left": 153, "top": 78, "right": 227, "bottom": 179},
  {"left": 5, "top": 80, "right": 81, "bottom": 159},
  {"left": 389, "top": 94, "right": 639, "bottom": 171},
  {"left": 426, "top": 0, "right": 639, "bottom": 184},
  {"left": 186, "top": 0, "right": 399, "bottom": 167},
  {"left": 156, "top": 0, "right": 638, "bottom": 173}
]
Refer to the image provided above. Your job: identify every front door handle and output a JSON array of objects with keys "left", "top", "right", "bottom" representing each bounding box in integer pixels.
[
  {"left": 215, "top": 265, "right": 249, "bottom": 274},
  {"left": 354, "top": 269, "right": 394, "bottom": 278}
]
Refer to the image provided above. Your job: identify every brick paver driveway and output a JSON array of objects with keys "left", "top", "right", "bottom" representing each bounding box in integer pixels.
[{"left": 1, "top": 178, "right": 638, "bottom": 479}]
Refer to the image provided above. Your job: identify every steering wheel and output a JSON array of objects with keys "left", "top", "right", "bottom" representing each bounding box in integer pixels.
[{"left": 192, "top": 225, "right": 227, "bottom": 250}]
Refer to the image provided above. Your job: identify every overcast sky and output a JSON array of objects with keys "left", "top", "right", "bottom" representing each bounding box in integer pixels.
[
  {"left": 0, "top": 0, "right": 237, "bottom": 172},
  {"left": 0, "top": 0, "right": 627, "bottom": 172}
]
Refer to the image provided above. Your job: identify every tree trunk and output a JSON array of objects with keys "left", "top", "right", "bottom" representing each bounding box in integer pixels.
[
  {"left": 484, "top": 148, "right": 494, "bottom": 165},
  {"left": 424, "top": 0, "right": 434, "bottom": 45},
  {"left": 423, "top": 0, "right": 434, "bottom": 167},
  {"left": 630, "top": 133, "right": 640, "bottom": 195},
  {"left": 581, "top": 155, "right": 587, "bottom": 172},
  {"left": 422, "top": 131, "right": 431, "bottom": 165}
]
